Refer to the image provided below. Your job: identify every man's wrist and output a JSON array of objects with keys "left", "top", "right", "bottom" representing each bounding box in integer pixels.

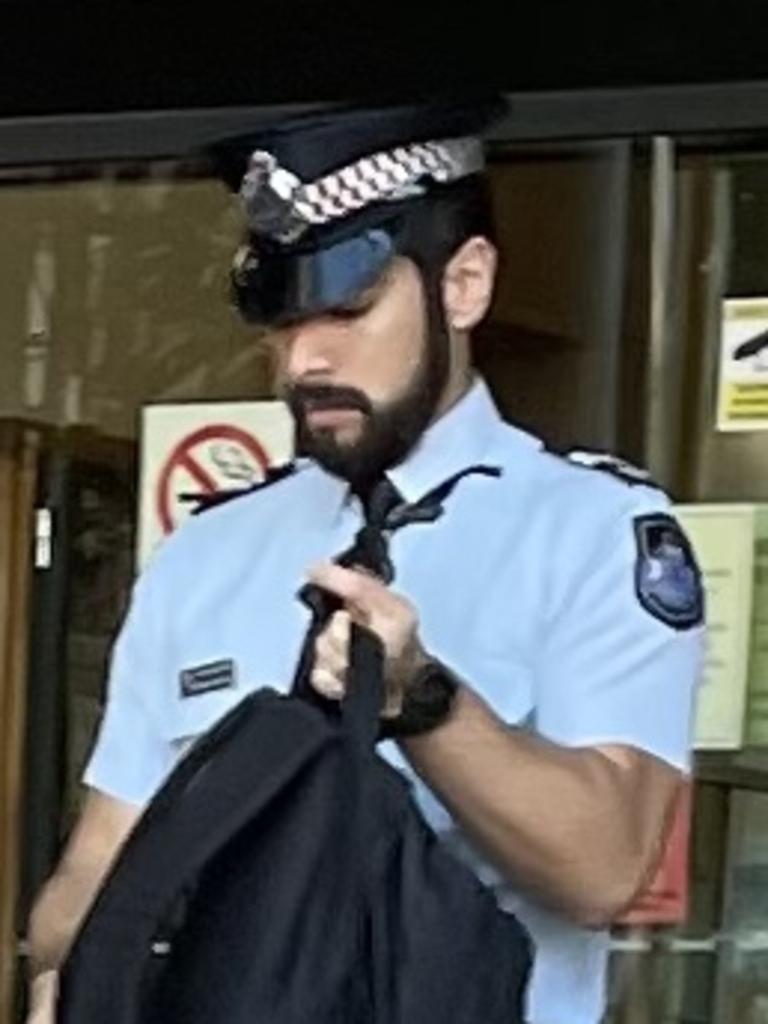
[
  {"left": 381, "top": 655, "right": 461, "bottom": 739},
  {"left": 29, "top": 967, "right": 58, "bottom": 988},
  {"left": 28, "top": 968, "right": 59, "bottom": 1011}
]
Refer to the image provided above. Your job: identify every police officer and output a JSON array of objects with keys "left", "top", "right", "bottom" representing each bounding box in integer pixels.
[{"left": 26, "top": 101, "right": 704, "bottom": 1024}]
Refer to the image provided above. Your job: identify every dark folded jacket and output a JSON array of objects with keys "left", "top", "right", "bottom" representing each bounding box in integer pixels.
[{"left": 58, "top": 626, "right": 532, "bottom": 1023}]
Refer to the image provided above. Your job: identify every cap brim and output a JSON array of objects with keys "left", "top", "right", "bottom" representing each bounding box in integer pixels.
[{"left": 233, "top": 227, "right": 397, "bottom": 325}]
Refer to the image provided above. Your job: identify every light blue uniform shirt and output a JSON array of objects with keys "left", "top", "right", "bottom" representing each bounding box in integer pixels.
[{"left": 85, "top": 378, "right": 704, "bottom": 1024}]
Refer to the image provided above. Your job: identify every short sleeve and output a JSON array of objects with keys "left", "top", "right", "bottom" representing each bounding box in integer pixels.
[
  {"left": 83, "top": 568, "right": 174, "bottom": 806},
  {"left": 535, "top": 491, "right": 705, "bottom": 771}
]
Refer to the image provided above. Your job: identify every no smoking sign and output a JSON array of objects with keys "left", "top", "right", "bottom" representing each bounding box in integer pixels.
[
  {"left": 137, "top": 402, "right": 294, "bottom": 570},
  {"left": 157, "top": 424, "right": 271, "bottom": 533}
]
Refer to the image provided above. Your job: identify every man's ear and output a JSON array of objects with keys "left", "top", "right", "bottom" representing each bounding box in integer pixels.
[{"left": 442, "top": 236, "right": 498, "bottom": 331}]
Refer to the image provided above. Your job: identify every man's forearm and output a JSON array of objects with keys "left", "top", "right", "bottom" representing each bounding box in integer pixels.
[
  {"left": 27, "top": 864, "right": 104, "bottom": 977},
  {"left": 24, "top": 873, "right": 90, "bottom": 1024},
  {"left": 27, "top": 789, "right": 142, "bottom": 979},
  {"left": 402, "top": 686, "right": 677, "bottom": 927},
  {"left": 24, "top": 790, "right": 142, "bottom": 1022}
]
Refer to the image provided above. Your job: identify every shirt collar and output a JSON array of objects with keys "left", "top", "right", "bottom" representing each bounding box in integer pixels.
[
  {"left": 318, "top": 376, "right": 542, "bottom": 520},
  {"left": 386, "top": 376, "right": 511, "bottom": 503}
]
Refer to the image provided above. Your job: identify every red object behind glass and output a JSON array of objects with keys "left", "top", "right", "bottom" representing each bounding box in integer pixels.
[{"left": 616, "top": 783, "right": 693, "bottom": 926}]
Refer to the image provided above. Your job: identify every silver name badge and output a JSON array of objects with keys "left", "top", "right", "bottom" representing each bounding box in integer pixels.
[{"left": 180, "top": 660, "right": 237, "bottom": 698}]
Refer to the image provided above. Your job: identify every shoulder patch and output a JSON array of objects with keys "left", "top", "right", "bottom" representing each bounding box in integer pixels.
[
  {"left": 186, "top": 462, "right": 297, "bottom": 516},
  {"left": 566, "top": 449, "right": 653, "bottom": 487},
  {"left": 634, "top": 513, "right": 704, "bottom": 631}
]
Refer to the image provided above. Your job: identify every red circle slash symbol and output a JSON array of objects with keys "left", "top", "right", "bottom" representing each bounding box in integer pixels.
[{"left": 157, "top": 424, "right": 270, "bottom": 534}]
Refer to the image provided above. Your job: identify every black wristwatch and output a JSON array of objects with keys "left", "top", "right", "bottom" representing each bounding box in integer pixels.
[{"left": 381, "top": 657, "right": 460, "bottom": 739}]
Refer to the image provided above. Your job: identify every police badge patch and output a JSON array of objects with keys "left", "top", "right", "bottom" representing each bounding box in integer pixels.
[{"left": 634, "top": 514, "right": 704, "bottom": 630}]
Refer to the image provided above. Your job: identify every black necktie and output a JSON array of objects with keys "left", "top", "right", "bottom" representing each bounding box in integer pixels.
[
  {"left": 291, "top": 465, "right": 501, "bottom": 700},
  {"left": 336, "top": 477, "right": 403, "bottom": 583}
]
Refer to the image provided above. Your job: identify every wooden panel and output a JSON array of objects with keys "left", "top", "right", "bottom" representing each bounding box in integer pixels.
[{"left": 0, "top": 424, "right": 38, "bottom": 1024}]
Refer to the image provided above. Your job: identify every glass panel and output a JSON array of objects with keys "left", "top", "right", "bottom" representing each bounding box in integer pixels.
[
  {"left": 0, "top": 164, "right": 273, "bottom": 436},
  {"left": 713, "top": 790, "right": 768, "bottom": 1022},
  {"left": 601, "top": 139, "right": 768, "bottom": 1023}
]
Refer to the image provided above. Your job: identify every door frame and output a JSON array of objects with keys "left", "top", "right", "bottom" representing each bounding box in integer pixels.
[{"left": 0, "top": 423, "right": 39, "bottom": 1024}]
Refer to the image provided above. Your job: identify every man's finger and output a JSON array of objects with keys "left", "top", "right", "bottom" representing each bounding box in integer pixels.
[
  {"left": 326, "top": 610, "right": 351, "bottom": 657},
  {"left": 315, "top": 621, "right": 349, "bottom": 677},
  {"left": 311, "top": 666, "right": 346, "bottom": 700},
  {"left": 314, "top": 636, "right": 344, "bottom": 678},
  {"left": 308, "top": 563, "right": 386, "bottom": 613}
]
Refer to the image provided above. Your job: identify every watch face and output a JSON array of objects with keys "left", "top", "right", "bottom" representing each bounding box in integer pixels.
[
  {"left": 409, "top": 659, "right": 458, "bottom": 715},
  {"left": 381, "top": 659, "right": 459, "bottom": 739}
]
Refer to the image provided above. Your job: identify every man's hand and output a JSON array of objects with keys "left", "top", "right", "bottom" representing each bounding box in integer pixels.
[
  {"left": 26, "top": 970, "right": 58, "bottom": 1024},
  {"left": 307, "top": 563, "right": 429, "bottom": 717}
]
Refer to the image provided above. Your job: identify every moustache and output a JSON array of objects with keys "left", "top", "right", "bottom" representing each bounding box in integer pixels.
[{"left": 287, "top": 385, "right": 373, "bottom": 417}]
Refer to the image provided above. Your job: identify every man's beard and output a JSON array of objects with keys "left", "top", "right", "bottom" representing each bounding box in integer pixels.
[{"left": 286, "top": 330, "right": 448, "bottom": 488}]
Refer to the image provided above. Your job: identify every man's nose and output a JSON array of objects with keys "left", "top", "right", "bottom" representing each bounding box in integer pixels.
[{"left": 282, "top": 321, "right": 336, "bottom": 380}]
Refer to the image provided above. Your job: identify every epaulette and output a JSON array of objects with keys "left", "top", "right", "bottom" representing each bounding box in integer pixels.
[
  {"left": 564, "top": 449, "right": 654, "bottom": 487},
  {"left": 183, "top": 462, "right": 298, "bottom": 516}
]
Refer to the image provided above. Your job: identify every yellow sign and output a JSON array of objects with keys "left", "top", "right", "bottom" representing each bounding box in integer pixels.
[{"left": 718, "top": 299, "right": 768, "bottom": 431}]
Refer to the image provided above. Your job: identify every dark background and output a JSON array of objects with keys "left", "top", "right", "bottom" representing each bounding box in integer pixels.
[{"left": 0, "top": 1, "right": 765, "bottom": 118}]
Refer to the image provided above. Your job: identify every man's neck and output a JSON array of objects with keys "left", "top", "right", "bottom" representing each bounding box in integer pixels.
[{"left": 431, "top": 371, "right": 475, "bottom": 427}]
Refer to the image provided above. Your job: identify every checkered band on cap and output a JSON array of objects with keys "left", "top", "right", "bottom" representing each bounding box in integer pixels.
[{"left": 240, "top": 135, "right": 485, "bottom": 243}]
